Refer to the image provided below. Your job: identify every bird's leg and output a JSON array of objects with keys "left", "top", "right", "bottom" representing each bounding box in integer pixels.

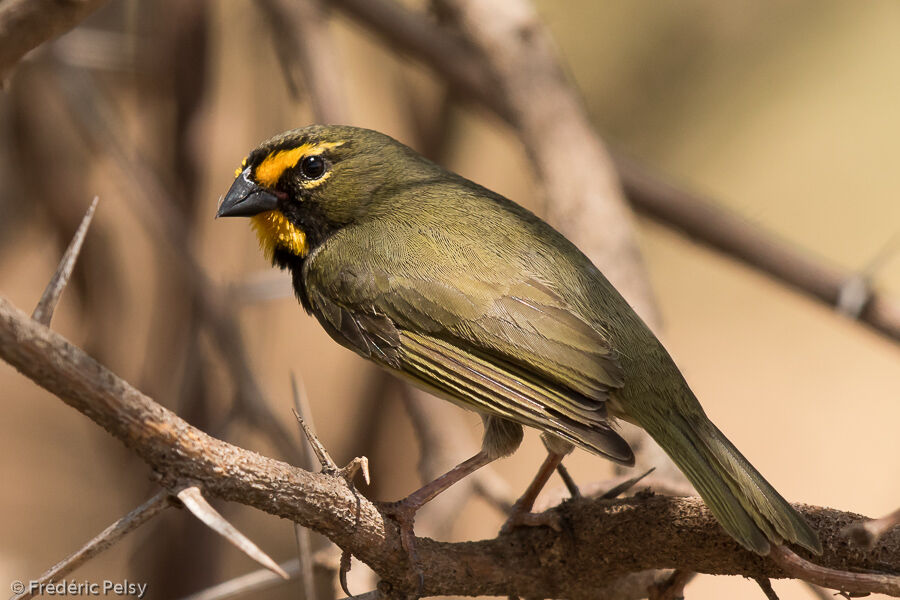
[
  {"left": 501, "top": 449, "right": 566, "bottom": 533},
  {"left": 379, "top": 415, "right": 521, "bottom": 593},
  {"left": 378, "top": 449, "right": 498, "bottom": 587},
  {"left": 501, "top": 433, "right": 574, "bottom": 533}
]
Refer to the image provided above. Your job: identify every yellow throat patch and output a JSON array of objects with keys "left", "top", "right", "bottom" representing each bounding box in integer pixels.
[
  {"left": 251, "top": 211, "right": 307, "bottom": 260},
  {"left": 239, "top": 140, "right": 344, "bottom": 261}
]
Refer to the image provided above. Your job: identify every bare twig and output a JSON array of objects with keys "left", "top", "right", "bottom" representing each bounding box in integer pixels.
[
  {"left": 0, "top": 0, "right": 109, "bottom": 82},
  {"left": 176, "top": 486, "right": 289, "bottom": 579},
  {"left": 769, "top": 544, "right": 900, "bottom": 597},
  {"left": 844, "top": 506, "right": 900, "bottom": 549},
  {"left": 12, "top": 490, "right": 172, "bottom": 600},
  {"left": 613, "top": 157, "right": 900, "bottom": 342},
  {"left": 31, "top": 196, "right": 98, "bottom": 326},
  {"left": 2, "top": 295, "right": 899, "bottom": 598}
]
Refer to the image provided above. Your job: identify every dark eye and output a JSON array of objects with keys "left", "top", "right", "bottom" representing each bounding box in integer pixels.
[{"left": 299, "top": 155, "right": 326, "bottom": 180}]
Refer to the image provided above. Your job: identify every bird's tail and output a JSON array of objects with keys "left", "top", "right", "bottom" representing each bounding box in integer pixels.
[{"left": 644, "top": 410, "right": 822, "bottom": 555}]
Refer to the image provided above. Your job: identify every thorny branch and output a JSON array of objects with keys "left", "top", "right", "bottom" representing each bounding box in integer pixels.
[{"left": 1, "top": 296, "right": 898, "bottom": 598}]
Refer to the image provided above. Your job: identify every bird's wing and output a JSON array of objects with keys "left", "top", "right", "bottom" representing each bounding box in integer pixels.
[{"left": 304, "top": 247, "right": 633, "bottom": 464}]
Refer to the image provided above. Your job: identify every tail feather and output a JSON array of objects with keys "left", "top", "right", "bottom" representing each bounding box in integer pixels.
[
  {"left": 694, "top": 419, "right": 822, "bottom": 555},
  {"left": 646, "top": 412, "right": 822, "bottom": 556}
]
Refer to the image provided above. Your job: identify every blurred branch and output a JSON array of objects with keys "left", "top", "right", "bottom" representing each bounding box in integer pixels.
[
  {"left": 12, "top": 490, "right": 172, "bottom": 600},
  {"left": 844, "top": 506, "right": 900, "bottom": 549},
  {"left": 290, "top": 374, "right": 323, "bottom": 600},
  {"left": 53, "top": 66, "right": 303, "bottom": 463},
  {"left": 435, "top": 0, "right": 659, "bottom": 326},
  {"left": 331, "top": 0, "right": 505, "bottom": 118},
  {"left": 613, "top": 157, "right": 900, "bottom": 342},
  {"left": 2, "top": 296, "right": 899, "bottom": 598},
  {"left": 647, "top": 570, "right": 695, "bottom": 600},
  {"left": 331, "top": 0, "right": 900, "bottom": 345},
  {"left": 257, "top": 0, "right": 347, "bottom": 123},
  {"left": 0, "top": 0, "right": 109, "bottom": 82},
  {"left": 179, "top": 546, "right": 349, "bottom": 600}
]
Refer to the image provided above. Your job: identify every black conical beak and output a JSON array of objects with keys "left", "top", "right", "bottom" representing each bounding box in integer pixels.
[{"left": 216, "top": 168, "right": 279, "bottom": 218}]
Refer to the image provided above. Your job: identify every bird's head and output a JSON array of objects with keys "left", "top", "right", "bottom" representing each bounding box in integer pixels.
[{"left": 216, "top": 124, "right": 435, "bottom": 265}]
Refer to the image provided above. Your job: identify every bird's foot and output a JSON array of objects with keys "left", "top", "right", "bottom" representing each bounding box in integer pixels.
[
  {"left": 500, "top": 503, "right": 562, "bottom": 535},
  {"left": 376, "top": 499, "right": 426, "bottom": 596}
]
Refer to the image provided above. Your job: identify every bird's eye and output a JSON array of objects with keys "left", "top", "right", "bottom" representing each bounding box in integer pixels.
[{"left": 299, "top": 155, "right": 327, "bottom": 180}]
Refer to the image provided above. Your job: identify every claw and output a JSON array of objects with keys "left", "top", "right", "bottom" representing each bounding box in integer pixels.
[
  {"left": 339, "top": 456, "right": 371, "bottom": 486},
  {"left": 339, "top": 549, "right": 353, "bottom": 598},
  {"left": 376, "top": 500, "right": 426, "bottom": 596},
  {"left": 500, "top": 508, "right": 562, "bottom": 535}
]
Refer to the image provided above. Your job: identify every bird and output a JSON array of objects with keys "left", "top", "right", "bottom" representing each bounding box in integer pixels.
[{"left": 216, "top": 124, "right": 821, "bottom": 562}]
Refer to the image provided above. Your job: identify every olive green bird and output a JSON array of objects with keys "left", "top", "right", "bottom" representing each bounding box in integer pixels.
[{"left": 217, "top": 124, "right": 821, "bottom": 558}]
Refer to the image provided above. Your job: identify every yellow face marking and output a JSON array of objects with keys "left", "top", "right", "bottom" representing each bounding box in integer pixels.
[
  {"left": 250, "top": 210, "right": 308, "bottom": 260},
  {"left": 253, "top": 141, "right": 344, "bottom": 188},
  {"left": 234, "top": 156, "right": 248, "bottom": 178}
]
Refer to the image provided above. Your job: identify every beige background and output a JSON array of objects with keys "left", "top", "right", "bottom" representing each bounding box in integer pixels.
[{"left": 1, "top": 1, "right": 899, "bottom": 599}]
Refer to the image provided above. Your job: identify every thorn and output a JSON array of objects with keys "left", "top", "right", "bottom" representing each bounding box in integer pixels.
[
  {"left": 32, "top": 196, "right": 98, "bottom": 326},
  {"left": 555, "top": 462, "right": 581, "bottom": 498},
  {"left": 290, "top": 371, "right": 338, "bottom": 473},
  {"left": 176, "top": 486, "right": 288, "bottom": 580},
  {"left": 599, "top": 467, "right": 656, "bottom": 500},
  {"left": 290, "top": 406, "right": 338, "bottom": 472}
]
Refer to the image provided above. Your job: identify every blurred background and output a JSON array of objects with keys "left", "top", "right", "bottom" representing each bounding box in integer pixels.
[{"left": 1, "top": 1, "right": 898, "bottom": 599}]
